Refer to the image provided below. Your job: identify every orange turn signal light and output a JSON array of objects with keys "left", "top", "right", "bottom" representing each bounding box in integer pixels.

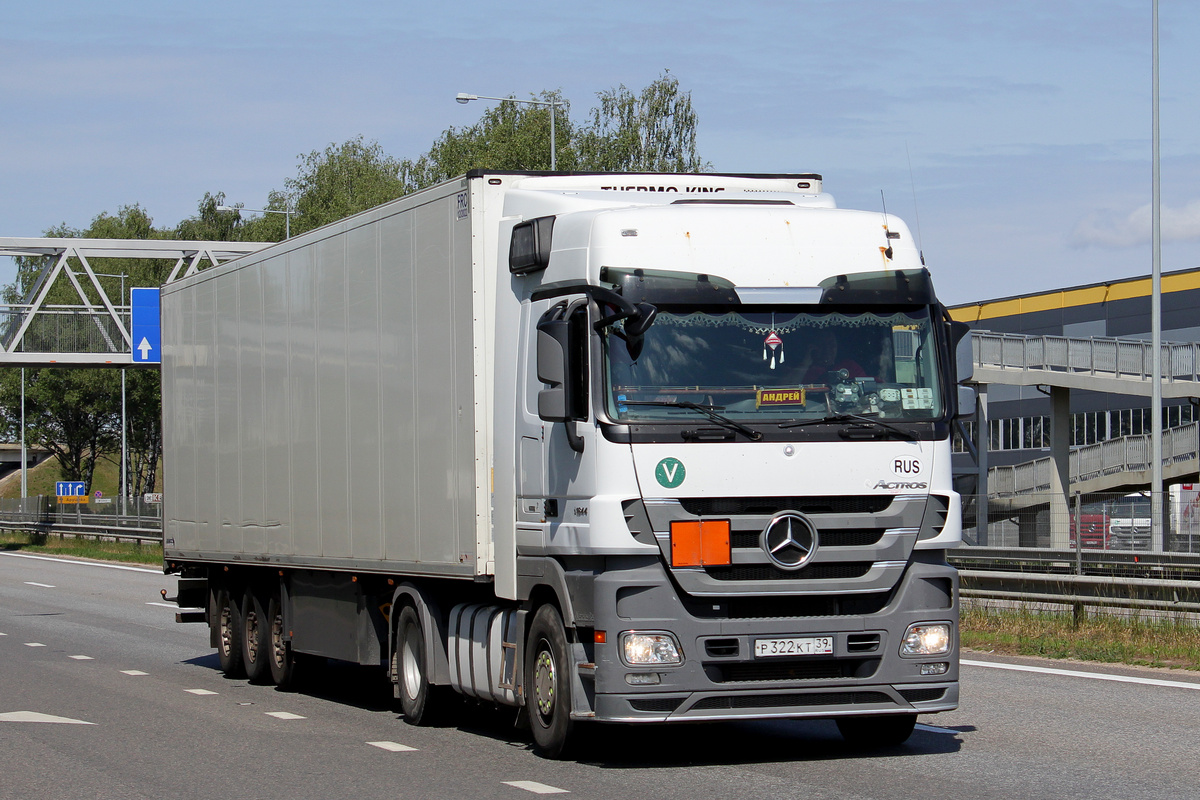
[
  {"left": 594, "top": 630, "right": 607, "bottom": 644},
  {"left": 670, "top": 519, "right": 731, "bottom": 567}
]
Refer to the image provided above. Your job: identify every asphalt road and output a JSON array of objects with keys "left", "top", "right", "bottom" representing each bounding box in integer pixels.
[{"left": 3, "top": 550, "right": 1199, "bottom": 800}]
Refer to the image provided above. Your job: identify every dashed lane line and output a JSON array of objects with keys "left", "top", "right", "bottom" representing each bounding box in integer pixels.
[
  {"left": 915, "top": 723, "right": 959, "bottom": 734},
  {"left": 185, "top": 689, "right": 218, "bottom": 695},
  {"left": 0, "top": 711, "right": 95, "bottom": 725},
  {"left": 23, "top": 581, "right": 55, "bottom": 588},
  {"left": 0, "top": 551, "right": 160, "bottom": 574},
  {"left": 24, "top": 642, "right": 46, "bottom": 647},
  {"left": 265, "top": 711, "right": 306, "bottom": 720},
  {"left": 503, "top": 781, "right": 570, "bottom": 795},
  {"left": 367, "top": 741, "right": 418, "bottom": 752},
  {"left": 68, "top": 655, "right": 94, "bottom": 660},
  {"left": 962, "top": 659, "right": 1200, "bottom": 691},
  {"left": 120, "top": 670, "right": 149, "bottom": 676}
]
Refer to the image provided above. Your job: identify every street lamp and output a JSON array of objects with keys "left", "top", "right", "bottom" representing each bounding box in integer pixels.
[
  {"left": 216, "top": 203, "right": 296, "bottom": 239},
  {"left": 455, "top": 92, "right": 564, "bottom": 170}
]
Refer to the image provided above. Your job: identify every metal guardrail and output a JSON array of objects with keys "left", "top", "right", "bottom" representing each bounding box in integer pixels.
[
  {"left": 2, "top": 512, "right": 1198, "bottom": 614},
  {"left": 971, "top": 331, "right": 1200, "bottom": 384},
  {"left": 959, "top": 569, "right": 1200, "bottom": 614},
  {"left": 0, "top": 516, "right": 162, "bottom": 545}
]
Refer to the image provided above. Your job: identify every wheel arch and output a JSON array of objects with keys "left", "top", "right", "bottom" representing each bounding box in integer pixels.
[{"left": 389, "top": 583, "right": 452, "bottom": 686}]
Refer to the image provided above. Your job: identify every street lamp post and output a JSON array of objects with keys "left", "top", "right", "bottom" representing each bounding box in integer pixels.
[
  {"left": 216, "top": 203, "right": 296, "bottom": 239},
  {"left": 455, "top": 92, "right": 564, "bottom": 170}
]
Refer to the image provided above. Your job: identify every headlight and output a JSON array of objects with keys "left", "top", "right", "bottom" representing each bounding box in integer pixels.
[
  {"left": 620, "top": 632, "right": 683, "bottom": 666},
  {"left": 900, "top": 623, "right": 952, "bottom": 656}
]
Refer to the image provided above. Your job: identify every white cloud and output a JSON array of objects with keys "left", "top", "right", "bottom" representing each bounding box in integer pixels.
[{"left": 1072, "top": 200, "right": 1200, "bottom": 248}]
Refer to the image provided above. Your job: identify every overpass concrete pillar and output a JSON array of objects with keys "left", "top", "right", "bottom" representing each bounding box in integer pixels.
[
  {"left": 975, "top": 385, "right": 989, "bottom": 545},
  {"left": 1049, "top": 386, "right": 1071, "bottom": 548}
]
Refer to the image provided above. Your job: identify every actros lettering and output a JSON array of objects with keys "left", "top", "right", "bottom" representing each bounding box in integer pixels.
[{"left": 873, "top": 480, "right": 929, "bottom": 490}]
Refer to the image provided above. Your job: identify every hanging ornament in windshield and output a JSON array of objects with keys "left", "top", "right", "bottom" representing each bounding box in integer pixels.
[{"left": 763, "top": 331, "right": 784, "bottom": 369}]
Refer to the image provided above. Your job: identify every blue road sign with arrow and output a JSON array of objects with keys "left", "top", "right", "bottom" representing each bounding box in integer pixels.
[{"left": 130, "top": 287, "right": 161, "bottom": 364}]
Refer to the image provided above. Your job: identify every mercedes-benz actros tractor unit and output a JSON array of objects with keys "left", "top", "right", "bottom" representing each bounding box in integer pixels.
[{"left": 162, "top": 171, "right": 971, "bottom": 757}]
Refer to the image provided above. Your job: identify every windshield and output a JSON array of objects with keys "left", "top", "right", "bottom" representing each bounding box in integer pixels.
[{"left": 603, "top": 306, "right": 944, "bottom": 423}]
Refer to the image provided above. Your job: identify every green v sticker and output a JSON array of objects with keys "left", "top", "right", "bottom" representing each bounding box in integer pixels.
[{"left": 655, "top": 457, "right": 686, "bottom": 488}]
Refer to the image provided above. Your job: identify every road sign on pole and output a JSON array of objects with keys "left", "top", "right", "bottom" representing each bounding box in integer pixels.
[
  {"left": 130, "top": 287, "right": 161, "bottom": 364},
  {"left": 56, "top": 481, "right": 87, "bottom": 504}
]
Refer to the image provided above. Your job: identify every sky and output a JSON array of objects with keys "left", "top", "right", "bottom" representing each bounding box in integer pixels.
[{"left": 2, "top": 0, "right": 1198, "bottom": 306}]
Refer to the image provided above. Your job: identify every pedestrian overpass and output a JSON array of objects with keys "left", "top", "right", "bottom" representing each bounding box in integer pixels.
[{"left": 964, "top": 331, "right": 1200, "bottom": 545}]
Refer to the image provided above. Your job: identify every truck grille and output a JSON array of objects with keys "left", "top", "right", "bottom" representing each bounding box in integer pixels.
[
  {"left": 691, "top": 691, "right": 891, "bottom": 710},
  {"left": 707, "top": 658, "right": 880, "bottom": 683},
  {"left": 731, "top": 529, "right": 883, "bottom": 549},
  {"left": 899, "top": 687, "right": 946, "bottom": 704},
  {"left": 681, "top": 496, "right": 893, "bottom": 516},
  {"left": 629, "top": 697, "right": 685, "bottom": 713},
  {"left": 705, "top": 563, "right": 873, "bottom": 581}
]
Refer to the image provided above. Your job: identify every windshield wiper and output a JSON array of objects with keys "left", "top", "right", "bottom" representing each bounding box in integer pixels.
[
  {"left": 622, "top": 400, "right": 763, "bottom": 441},
  {"left": 778, "top": 413, "right": 916, "bottom": 440}
]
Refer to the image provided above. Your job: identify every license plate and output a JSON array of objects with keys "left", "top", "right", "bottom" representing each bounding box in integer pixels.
[{"left": 754, "top": 636, "right": 834, "bottom": 658}]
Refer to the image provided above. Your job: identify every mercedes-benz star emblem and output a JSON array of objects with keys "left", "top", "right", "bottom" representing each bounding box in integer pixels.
[{"left": 761, "top": 512, "right": 818, "bottom": 570}]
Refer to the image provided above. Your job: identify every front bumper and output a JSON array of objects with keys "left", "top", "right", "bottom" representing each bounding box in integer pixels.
[{"left": 585, "top": 555, "right": 959, "bottom": 722}]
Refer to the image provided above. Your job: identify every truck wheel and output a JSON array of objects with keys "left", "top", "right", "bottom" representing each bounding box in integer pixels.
[
  {"left": 241, "top": 590, "right": 271, "bottom": 684},
  {"left": 396, "top": 605, "right": 438, "bottom": 725},
  {"left": 836, "top": 713, "right": 917, "bottom": 747},
  {"left": 215, "top": 589, "right": 245, "bottom": 678},
  {"left": 266, "top": 595, "right": 297, "bottom": 689},
  {"left": 525, "top": 604, "right": 574, "bottom": 758}
]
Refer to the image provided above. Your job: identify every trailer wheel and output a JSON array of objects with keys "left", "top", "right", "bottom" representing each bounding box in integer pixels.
[
  {"left": 396, "top": 605, "right": 438, "bottom": 725},
  {"left": 241, "top": 590, "right": 271, "bottom": 684},
  {"left": 836, "top": 713, "right": 917, "bottom": 748},
  {"left": 215, "top": 589, "right": 245, "bottom": 678},
  {"left": 266, "top": 595, "right": 297, "bottom": 689},
  {"left": 525, "top": 604, "right": 574, "bottom": 758}
]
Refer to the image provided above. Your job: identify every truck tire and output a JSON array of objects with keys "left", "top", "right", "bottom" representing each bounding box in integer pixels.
[
  {"left": 215, "top": 589, "right": 245, "bottom": 678},
  {"left": 836, "top": 713, "right": 917, "bottom": 747},
  {"left": 396, "top": 605, "right": 440, "bottom": 725},
  {"left": 266, "top": 594, "right": 297, "bottom": 689},
  {"left": 525, "top": 604, "right": 574, "bottom": 758},
  {"left": 241, "top": 589, "right": 271, "bottom": 684}
]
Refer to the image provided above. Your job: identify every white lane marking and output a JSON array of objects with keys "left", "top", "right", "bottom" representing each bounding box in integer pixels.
[
  {"left": 265, "top": 711, "right": 306, "bottom": 720},
  {"left": 24, "top": 581, "right": 55, "bottom": 588},
  {"left": 0, "top": 551, "right": 160, "bottom": 574},
  {"left": 24, "top": 642, "right": 46, "bottom": 647},
  {"left": 915, "top": 723, "right": 959, "bottom": 734},
  {"left": 68, "top": 655, "right": 94, "bottom": 660},
  {"left": 0, "top": 711, "right": 95, "bottom": 725},
  {"left": 120, "top": 670, "right": 149, "bottom": 676},
  {"left": 367, "top": 741, "right": 417, "bottom": 752},
  {"left": 145, "top": 602, "right": 177, "bottom": 608},
  {"left": 0, "top": 632, "right": 7, "bottom": 635},
  {"left": 503, "top": 781, "right": 570, "bottom": 795},
  {"left": 185, "top": 689, "right": 218, "bottom": 695},
  {"left": 962, "top": 659, "right": 1200, "bottom": 690}
]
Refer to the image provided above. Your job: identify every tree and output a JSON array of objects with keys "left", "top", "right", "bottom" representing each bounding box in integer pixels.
[
  {"left": 576, "top": 71, "right": 708, "bottom": 173},
  {"left": 400, "top": 90, "right": 575, "bottom": 190},
  {"left": 0, "top": 368, "right": 120, "bottom": 486},
  {"left": 285, "top": 136, "right": 406, "bottom": 235}
]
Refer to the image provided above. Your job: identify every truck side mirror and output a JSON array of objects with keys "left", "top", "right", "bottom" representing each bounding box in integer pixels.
[
  {"left": 956, "top": 385, "right": 977, "bottom": 420},
  {"left": 536, "top": 301, "right": 588, "bottom": 425},
  {"left": 949, "top": 320, "right": 973, "bottom": 384},
  {"left": 536, "top": 318, "right": 573, "bottom": 422}
]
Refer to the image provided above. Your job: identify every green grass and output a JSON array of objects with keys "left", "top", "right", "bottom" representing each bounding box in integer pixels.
[
  {"left": 0, "top": 452, "right": 161, "bottom": 500},
  {"left": 961, "top": 603, "right": 1200, "bottom": 671},
  {"left": 0, "top": 530, "right": 163, "bottom": 566}
]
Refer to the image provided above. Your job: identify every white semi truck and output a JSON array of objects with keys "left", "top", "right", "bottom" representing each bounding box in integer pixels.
[{"left": 162, "top": 171, "right": 971, "bottom": 757}]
